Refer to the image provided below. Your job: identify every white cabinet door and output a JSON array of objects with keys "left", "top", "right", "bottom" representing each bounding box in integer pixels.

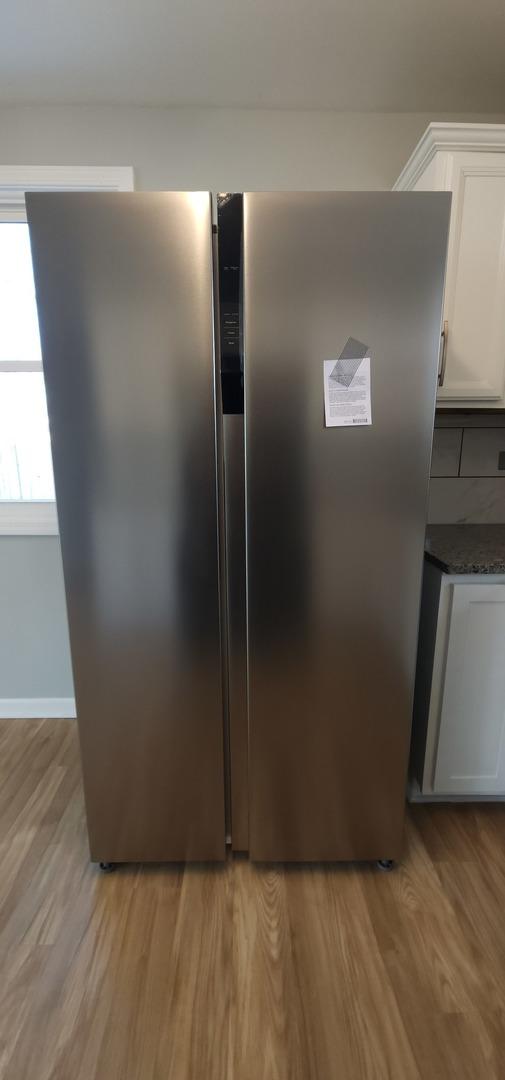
[
  {"left": 434, "top": 583, "right": 505, "bottom": 794},
  {"left": 435, "top": 152, "right": 505, "bottom": 402},
  {"left": 395, "top": 125, "right": 505, "bottom": 406}
]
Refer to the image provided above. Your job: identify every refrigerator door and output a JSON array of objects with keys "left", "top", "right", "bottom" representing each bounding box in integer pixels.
[
  {"left": 223, "top": 414, "right": 249, "bottom": 850},
  {"left": 27, "top": 192, "right": 225, "bottom": 862},
  {"left": 244, "top": 192, "right": 450, "bottom": 862}
]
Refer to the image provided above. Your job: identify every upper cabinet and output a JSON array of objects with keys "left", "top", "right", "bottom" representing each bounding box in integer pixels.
[{"left": 395, "top": 123, "right": 505, "bottom": 407}]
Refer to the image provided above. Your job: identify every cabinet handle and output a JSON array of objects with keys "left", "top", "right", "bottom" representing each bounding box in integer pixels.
[{"left": 438, "top": 320, "right": 448, "bottom": 387}]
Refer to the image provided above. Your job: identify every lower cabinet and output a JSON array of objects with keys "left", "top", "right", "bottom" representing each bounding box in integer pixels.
[{"left": 411, "top": 563, "right": 505, "bottom": 798}]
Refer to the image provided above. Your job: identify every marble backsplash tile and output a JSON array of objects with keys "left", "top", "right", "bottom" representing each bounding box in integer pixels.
[
  {"left": 428, "top": 478, "right": 505, "bottom": 523},
  {"left": 431, "top": 428, "right": 462, "bottom": 477},
  {"left": 429, "top": 413, "right": 505, "bottom": 523},
  {"left": 460, "top": 428, "right": 505, "bottom": 477}
]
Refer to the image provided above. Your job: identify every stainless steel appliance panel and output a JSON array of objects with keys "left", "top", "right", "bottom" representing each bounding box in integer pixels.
[
  {"left": 223, "top": 414, "right": 249, "bottom": 850},
  {"left": 244, "top": 192, "right": 450, "bottom": 861},
  {"left": 27, "top": 192, "right": 225, "bottom": 862}
]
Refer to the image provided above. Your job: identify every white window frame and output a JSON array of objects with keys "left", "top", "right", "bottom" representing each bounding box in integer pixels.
[{"left": 0, "top": 165, "right": 134, "bottom": 535}]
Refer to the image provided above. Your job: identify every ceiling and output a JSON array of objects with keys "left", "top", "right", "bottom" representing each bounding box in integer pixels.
[{"left": 2, "top": 0, "right": 505, "bottom": 112}]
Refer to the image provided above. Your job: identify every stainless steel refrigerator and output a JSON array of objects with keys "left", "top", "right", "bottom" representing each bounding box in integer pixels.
[{"left": 26, "top": 190, "right": 450, "bottom": 866}]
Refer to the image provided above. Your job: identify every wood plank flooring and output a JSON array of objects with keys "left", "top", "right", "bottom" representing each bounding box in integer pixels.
[{"left": 1, "top": 718, "right": 505, "bottom": 1079}]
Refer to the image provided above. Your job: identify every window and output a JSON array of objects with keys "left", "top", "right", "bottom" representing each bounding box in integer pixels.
[
  {"left": 0, "top": 223, "right": 54, "bottom": 504},
  {"left": 0, "top": 166, "right": 134, "bottom": 534}
]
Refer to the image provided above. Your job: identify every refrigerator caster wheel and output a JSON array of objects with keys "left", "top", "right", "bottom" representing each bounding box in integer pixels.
[
  {"left": 376, "top": 859, "right": 394, "bottom": 872},
  {"left": 99, "top": 862, "right": 115, "bottom": 873}
]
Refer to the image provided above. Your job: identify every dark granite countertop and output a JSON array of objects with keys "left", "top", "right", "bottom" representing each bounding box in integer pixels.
[{"left": 425, "top": 525, "right": 505, "bottom": 575}]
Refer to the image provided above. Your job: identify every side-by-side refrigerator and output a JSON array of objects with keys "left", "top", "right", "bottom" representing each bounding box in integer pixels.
[{"left": 26, "top": 190, "right": 450, "bottom": 865}]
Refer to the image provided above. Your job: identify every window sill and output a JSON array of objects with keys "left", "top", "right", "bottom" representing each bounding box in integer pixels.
[{"left": 0, "top": 501, "right": 58, "bottom": 536}]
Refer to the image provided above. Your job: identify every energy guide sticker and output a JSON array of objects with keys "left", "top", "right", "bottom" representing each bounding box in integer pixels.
[{"left": 323, "top": 355, "right": 372, "bottom": 428}]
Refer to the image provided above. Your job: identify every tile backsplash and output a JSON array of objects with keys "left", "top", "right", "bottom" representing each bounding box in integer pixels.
[
  {"left": 431, "top": 428, "right": 462, "bottom": 477},
  {"left": 460, "top": 428, "right": 505, "bottom": 477},
  {"left": 428, "top": 413, "right": 505, "bottom": 523}
]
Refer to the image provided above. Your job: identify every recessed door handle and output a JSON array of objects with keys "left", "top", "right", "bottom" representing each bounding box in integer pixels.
[{"left": 438, "top": 320, "right": 448, "bottom": 387}]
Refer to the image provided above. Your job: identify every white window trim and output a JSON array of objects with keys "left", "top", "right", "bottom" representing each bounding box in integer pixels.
[
  {"left": 0, "top": 164, "right": 134, "bottom": 536},
  {"left": 0, "top": 501, "right": 59, "bottom": 536}
]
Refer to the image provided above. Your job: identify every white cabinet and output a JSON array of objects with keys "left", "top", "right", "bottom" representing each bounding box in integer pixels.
[
  {"left": 434, "top": 583, "right": 505, "bottom": 794},
  {"left": 411, "top": 565, "right": 505, "bottom": 798},
  {"left": 395, "top": 123, "right": 505, "bottom": 407}
]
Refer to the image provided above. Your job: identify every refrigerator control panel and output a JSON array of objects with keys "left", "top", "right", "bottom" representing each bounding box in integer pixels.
[{"left": 217, "top": 193, "right": 243, "bottom": 414}]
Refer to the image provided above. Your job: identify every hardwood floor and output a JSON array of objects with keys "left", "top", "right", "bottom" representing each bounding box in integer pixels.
[{"left": 1, "top": 718, "right": 505, "bottom": 1079}]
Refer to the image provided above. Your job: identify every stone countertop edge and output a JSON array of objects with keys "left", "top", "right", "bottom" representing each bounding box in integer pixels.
[{"left": 424, "top": 524, "right": 505, "bottom": 575}]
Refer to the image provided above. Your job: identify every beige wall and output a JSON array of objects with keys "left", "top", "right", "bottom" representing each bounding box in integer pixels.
[{"left": 2, "top": 106, "right": 505, "bottom": 192}]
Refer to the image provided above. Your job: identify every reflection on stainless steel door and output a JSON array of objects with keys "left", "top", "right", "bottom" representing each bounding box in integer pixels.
[
  {"left": 244, "top": 192, "right": 450, "bottom": 861},
  {"left": 27, "top": 192, "right": 225, "bottom": 862},
  {"left": 223, "top": 414, "right": 248, "bottom": 850}
]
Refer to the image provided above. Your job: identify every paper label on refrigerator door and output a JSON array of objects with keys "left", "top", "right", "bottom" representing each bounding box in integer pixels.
[{"left": 323, "top": 356, "right": 372, "bottom": 427}]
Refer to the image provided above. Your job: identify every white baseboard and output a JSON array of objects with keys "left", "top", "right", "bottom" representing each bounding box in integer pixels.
[
  {"left": 0, "top": 697, "right": 76, "bottom": 719},
  {"left": 408, "top": 777, "right": 505, "bottom": 802}
]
